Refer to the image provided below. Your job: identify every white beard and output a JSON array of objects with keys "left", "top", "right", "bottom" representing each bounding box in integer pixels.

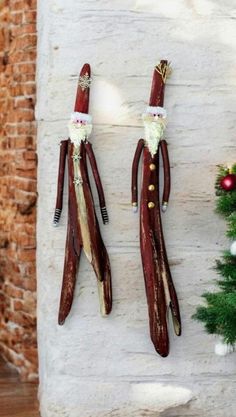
[
  {"left": 68, "top": 121, "right": 92, "bottom": 146},
  {"left": 68, "top": 112, "right": 92, "bottom": 146},
  {"left": 142, "top": 114, "right": 166, "bottom": 157}
]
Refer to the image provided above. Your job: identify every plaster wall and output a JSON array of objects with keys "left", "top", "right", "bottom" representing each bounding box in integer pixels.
[{"left": 37, "top": 1, "right": 236, "bottom": 415}]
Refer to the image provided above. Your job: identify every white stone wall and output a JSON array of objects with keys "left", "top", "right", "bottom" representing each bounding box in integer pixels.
[{"left": 36, "top": 1, "right": 236, "bottom": 416}]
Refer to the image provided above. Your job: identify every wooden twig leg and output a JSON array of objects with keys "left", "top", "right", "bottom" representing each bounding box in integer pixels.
[
  {"left": 85, "top": 142, "right": 109, "bottom": 225},
  {"left": 160, "top": 139, "right": 171, "bottom": 212},
  {"left": 131, "top": 139, "right": 144, "bottom": 210},
  {"left": 97, "top": 251, "right": 112, "bottom": 316},
  {"left": 53, "top": 140, "right": 68, "bottom": 226},
  {"left": 58, "top": 216, "right": 81, "bottom": 325}
]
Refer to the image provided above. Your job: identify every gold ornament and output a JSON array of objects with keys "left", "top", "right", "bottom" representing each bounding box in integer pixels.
[
  {"left": 148, "top": 202, "right": 155, "bottom": 209},
  {"left": 149, "top": 163, "right": 156, "bottom": 171},
  {"left": 148, "top": 184, "right": 155, "bottom": 191}
]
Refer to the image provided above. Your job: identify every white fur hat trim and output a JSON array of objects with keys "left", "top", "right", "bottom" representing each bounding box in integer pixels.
[
  {"left": 146, "top": 106, "right": 167, "bottom": 118},
  {"left": 70, "top": 112, "right": 92, "bottom": 123}
]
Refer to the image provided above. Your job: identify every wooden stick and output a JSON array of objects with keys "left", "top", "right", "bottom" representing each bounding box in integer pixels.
[
  {"left": 53, "top": 139, "right": 68, "bottom": 226},
  {"left": 131, "top": 138, "right": 144, "bottom": 211},
  {"left": 56, "top": 63, "right": 112, "bottom": 325},
  {"left": 131, "top": 61, "right": 181, "bottom": 356},
  {"left": 160, "top": 139, "right": 171, "bottom": 212},
  {"left": 85, "top": 141, "right": 109, "bottom": 224},
  {"left": 58, "top": 214, "right": 80, "bottom": 325}
]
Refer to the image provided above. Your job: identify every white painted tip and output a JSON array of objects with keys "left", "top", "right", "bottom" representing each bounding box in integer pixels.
[
  {"left": 133, "top": 206, "right": 138, "bottom": 213},
  {"left": 162, "top": 203, "right": 168, "bottom": 212},
  {"left": 52, "top": 222, "right": 59, "bottom": 227}
]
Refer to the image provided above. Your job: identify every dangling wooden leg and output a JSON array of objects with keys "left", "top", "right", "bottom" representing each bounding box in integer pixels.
[
  {"left": 152, "top": 197, "right": 181, "bottom": 339},
  {"left": 88, "top": 226, "right": 112, "bottom": 316},
  {"left": 163, "top": 251, "right": 181, "bottom": 336},
  {"left": 53, "top": 140, "right": 68, "bottom": 226},
  {"left": 96, "top": 244, "right": 112, "bottom": 316},
  {"left": 141, "top": 223, "right": 169, "bottom": 357},
  {"left": 58, "top": 216, "right": 81, "bottom": 325}
]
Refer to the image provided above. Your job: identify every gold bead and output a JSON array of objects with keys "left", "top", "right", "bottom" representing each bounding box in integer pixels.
[
  {"left": 148, "top": 202, "right": 155, "bottom": 209},
  {"left": 149, "top": 163, "right": 156, "bottom": 171},
  {"left": 148, "top": 184, "right": 155, "bottom": 191}
]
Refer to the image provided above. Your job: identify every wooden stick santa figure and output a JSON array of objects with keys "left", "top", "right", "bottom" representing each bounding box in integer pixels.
[
  {"left": 53, "top": 63, "right": 112, "bottom": 325},
  {"left": 131, "top": 60, "right": 181, "bottom": 356}
]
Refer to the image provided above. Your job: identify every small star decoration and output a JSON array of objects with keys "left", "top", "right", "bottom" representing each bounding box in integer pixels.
[
  {"left": 73, "top": 177, "right": 83, "bottom": 186},
  {"left": 72, "top": 153, "right": 82, "bottom": 162},
  {"left": 78, "top": 73, "right": 92, "bottom": 91}
]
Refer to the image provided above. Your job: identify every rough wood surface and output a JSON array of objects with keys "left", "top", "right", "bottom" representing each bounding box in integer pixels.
[{"left": 37, "top": 1, "right": 236, "bottom": 416}]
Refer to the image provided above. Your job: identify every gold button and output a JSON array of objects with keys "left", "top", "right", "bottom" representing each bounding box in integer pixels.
[
  {"left": 149, "top": 163, "right": 156, "bottom": 171},
  {"left": 148, "top": 202, "right": 155, "bottom": 209},
  {"left": 148, "top": 184, "right": 155, "bottom": 191}
]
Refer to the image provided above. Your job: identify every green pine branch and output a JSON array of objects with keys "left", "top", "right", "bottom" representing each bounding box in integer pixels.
[
  {"left": 193, "top": 164, "right": 236, "bottom": 346},
  {"left": 227, "top": 212, "right": 236, "bottom": 239},
  {"left": 216, "top": 190, "right": 236, "bottom": 217},
  {"left": 193, "top": 292, "right": 236, "bottom": 345}
]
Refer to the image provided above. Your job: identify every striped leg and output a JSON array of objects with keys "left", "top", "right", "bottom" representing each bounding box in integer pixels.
[{"left": 53, "top": 140, "right": 68, "bottom": 226}]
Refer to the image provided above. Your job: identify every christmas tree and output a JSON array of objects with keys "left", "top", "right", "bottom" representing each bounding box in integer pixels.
[{"left": 193, "top": 164, "right": 236, "bottom": 347}]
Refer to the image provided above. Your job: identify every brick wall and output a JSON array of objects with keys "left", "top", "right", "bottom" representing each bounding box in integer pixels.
[{"left": 0, "top": 0, "right": 37, "bottom": 381}]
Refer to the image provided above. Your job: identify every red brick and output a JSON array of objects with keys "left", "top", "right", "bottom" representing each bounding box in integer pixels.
[
  {"left": 18, "top": 233, "right": 36, "bottom": 248},
  {"left": 23, "top": 10, "right": 36, "bottom": 23},
  {"left": 10, "top": 11, "right": 23, "bottom": 25},
  {"left": 4, "top": 285, "right": 24, "bottom": 299},
  {"left": 22, "top": 347, "right": 38, "bottom": 364},
  {"left": 14, "top": 135, "right": 35, "bottom": 149},
  {"left": 9, "top": 49, "right": 36, "bottom": 63},
  {"left": 15, "top": 97, "right": 34, "bottom": 109},
  {"left": 14, "top": 34, "right": 37, "bottom": 51},
  {"left": 13, "top": 177, "right": 36, "bottom": 192},
  {"left": 11, "top": 23, "right": 36, "bottom": 37},
  {"left": 8, "top": 310, "right": 36, "bottom": 328},
  {"left": 9, "top": 83, "right": 24, "bottom": 96},
  {"left": 17, "top": 249, "right": 36, "bottom": 262},
  {"left": 17, "top": 62, "right": 36, "bottom": 75},
  {"left": 5, "top": 124, "right": 17, "bottom": 135},
  {"left": 13, "top": 299, "right": 24, "bottom": 311},
  {"left": 17, "top": 124, "right": 36, "bottom": 136},
  {"left": 22, "top": 83, "right": 35, "bottom": 95},
  {"left": 11, "top": 1, "right": 32, "bottom": 11},
  {"left": 23, "top": 150, "right": 36, "bottom": 160}
]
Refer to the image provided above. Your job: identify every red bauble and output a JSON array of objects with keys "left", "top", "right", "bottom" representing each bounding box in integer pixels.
[{"left": 220, "top": 174, "right": 236, "bottom": 191}]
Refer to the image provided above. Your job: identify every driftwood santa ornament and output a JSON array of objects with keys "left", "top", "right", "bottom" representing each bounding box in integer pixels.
[
  {"left": 53, "top": 63, "right": 112, "bottom": 324},
  {"left": 131, "top": 60, "right": 181, "bottom": 357}
]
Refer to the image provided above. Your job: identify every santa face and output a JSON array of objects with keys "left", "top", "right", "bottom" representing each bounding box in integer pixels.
[
  {"left": 142, "top": 106, "right": 167, "bottom": 157},
  {"left": 68, "top": 112, "right": 93, "bottom": 146}
]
